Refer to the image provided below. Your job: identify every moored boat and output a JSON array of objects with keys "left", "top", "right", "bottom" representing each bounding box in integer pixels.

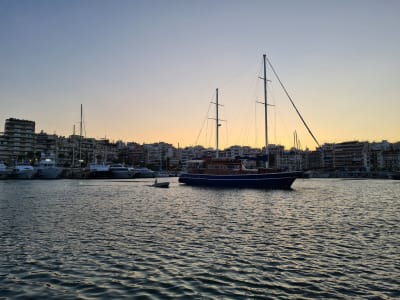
[
  {"left": 36, "top": 153, "right": 63, "bottom": 179},
  {"left": 10, "top": 163, "right": 36, "bottom": 179},
  {"left": 132, "top": 167, "right": 155, "bottom": 178},
  {"left": 109, "top": 164, "right": 132, "bottom": 179},
  {"left": 391, "top": 172, "right": 400, "bottom": 180},
  {"left": 0, "top": 162, "right": 12, "bottom": 179},
  {"left": 156, "top": 170, "right": 171, "bottom": 177},
  {"left": 179, "top": 158, "right": 302, "bottom": 189},
  {"left": 87, "top": 162, "right": 111, "bottom": 178},
  {"left": 179, "top": 55, "right": 310, "bottom": 189}
]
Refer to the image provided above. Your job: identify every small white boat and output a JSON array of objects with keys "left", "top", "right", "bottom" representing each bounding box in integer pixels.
[
  {"left": 150, "top": 179, "right": 170, "bottom": 188},
  {"left": 10, "top": 163, "right": 36, "bottom": 179},
  {"left": 36, "top": 154, "right": 63, "bottom": 179}
]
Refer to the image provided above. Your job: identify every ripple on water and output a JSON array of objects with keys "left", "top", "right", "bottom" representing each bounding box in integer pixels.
[{"left": 0, "top": 178, "right": 399, "bottom": 299}]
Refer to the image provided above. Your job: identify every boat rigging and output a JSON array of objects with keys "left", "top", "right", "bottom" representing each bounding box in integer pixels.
[{"left": 178, "top": 54, "right": 304, "bottom": 189}]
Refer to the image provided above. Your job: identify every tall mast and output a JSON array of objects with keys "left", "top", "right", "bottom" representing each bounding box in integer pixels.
[
  {"left": 216, "top": 88, "right": 219, "bottom": 158},
  {"left": 79, "top": 104, "right": 82, "bottom": 163},
  {"left": 263, "top": 54, "right": 269, "bottom": 168},
  {"left": 72, "top": 124, "right": 76, "bottom": 167},
  {"left": 210, "top": 89, "right": 223, "bottom": 159}
]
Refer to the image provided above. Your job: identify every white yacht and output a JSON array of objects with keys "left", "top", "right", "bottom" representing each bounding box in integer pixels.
[
  {"left": 87, "top": 162, "right": 110, "bottom": 178},
  {"left": 109, "top": 164, "right": 132, "bottom": 179},
  {"left": 10, "top": 163, "right": 36, "bottom": 179},
  {"left": 36, "top": 154, "right": 63, "bottom": 179},
  {"left": 132, "top": 167, "right": 155, "bottom": 178},
  {"left": 156, "top": 170, "right": 171, "bottom": 177}
]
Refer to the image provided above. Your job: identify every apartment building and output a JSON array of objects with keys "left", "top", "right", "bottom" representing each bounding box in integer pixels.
[
  {"left": 1, "top": 117, "right": 399, "bottom": 172},
  {"left": 333, "top": 141, "right": 369, "bottom": 171},
  {"left": 143, "top": 142, "right": 176, "bottom": 169},
  {"left": 1, "top": 118, "right": 36, "bottom": 163}
]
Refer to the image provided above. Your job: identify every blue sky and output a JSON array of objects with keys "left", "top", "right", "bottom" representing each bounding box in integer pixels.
[{"left": 1, "top": 0, "right": 399, "bottom": 149}]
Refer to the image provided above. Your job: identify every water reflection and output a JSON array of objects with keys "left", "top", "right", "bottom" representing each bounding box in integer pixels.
[{"left": 0, "top": 178, "right": 399, "bottom": 299}]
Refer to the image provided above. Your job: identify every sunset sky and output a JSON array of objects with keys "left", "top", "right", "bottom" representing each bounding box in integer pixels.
[{"left": 1, "top": 0, "right": 399, "bottom": 150}]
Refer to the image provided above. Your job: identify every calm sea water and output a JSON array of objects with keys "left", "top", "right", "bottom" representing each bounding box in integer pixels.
[{"left": 0, "top": 178, "right": 399, "bottom": 299}]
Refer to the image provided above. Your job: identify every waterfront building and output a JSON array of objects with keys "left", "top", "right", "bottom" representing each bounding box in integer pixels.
[
  {"left": 369, "top": 141, "right": 391, "bottom": 171},
  {"left": 0, "top": 134, "right": 7, "bottom": 162},
  {"left": 267, "top": 144, "right": 285, "bottom": 169},
  {"left": 306, "top": 148, "right": 323, "bottom": 170},
  {"left": 180, "top": 145, "right": 215, "bottom": 165},
  {"left": 78, "top": 137, "right": 118, "bottom": 166},
  {"left": 320, "top": 143, "right": 335, "bottom": 170},
  {"left": 143, "top": 142, "right": 175, "bottom": 170},
  {"left": 35, "top": 130, "right": 58, "bottom": 157},
  {"left": 223, "top": 145, "right": 261, "bottom": 168},
  {"left": 1, "top": 117, "right": 399, "bottom": 174},
  {"left": 119, "top": 142, "right": 145, "bottom": 166},
  {"left": 375, "top": 141, "right": 400, "bottom": 172},
  {"left": 223, "top": 145, "right": 261, "bottom": 158},
  {"left": 333, "top": 141, "right": 369, "bottom": 171},
  {"left": 1, "top": 118, "right": 36, "bottom": 164}
]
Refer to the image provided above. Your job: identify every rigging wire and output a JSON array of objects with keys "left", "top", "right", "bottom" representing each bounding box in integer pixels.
[
  {"left": 266, "top": 56, "right": 320, "bottom": 148},
  {"left": 208, "top": 118, "right": 214, "bottom": 149},
  {"left": 254, "top": 97, "right": 258, "bottom": 147},
  {"left": 225, "top": 120, "right": 229, "bottom": 149},
  {"left": 234, "top": 73, "right": 258, "bottom": 147},
  {"left": 194, "top": 99, "right": 213, "bottom": 146},
  {"left": 220, "top": 60, "right": 260, "bottom": 147}
]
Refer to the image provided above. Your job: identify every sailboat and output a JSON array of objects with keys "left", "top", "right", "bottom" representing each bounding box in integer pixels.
[{"left": 178, "top": 55, "right": 304, "bottom": 189}]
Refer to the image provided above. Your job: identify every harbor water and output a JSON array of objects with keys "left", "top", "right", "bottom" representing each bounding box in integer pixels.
[{"left": 1, "top": 178, "right": 399, "bottom": 299}]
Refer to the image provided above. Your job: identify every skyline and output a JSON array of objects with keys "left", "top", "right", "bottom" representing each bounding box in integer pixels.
[{"left": 1, "top": 0, "right": 399, "bottom": 150}]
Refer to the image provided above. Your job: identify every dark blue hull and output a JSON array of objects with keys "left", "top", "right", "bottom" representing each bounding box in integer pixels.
[{"left": 178, "top": 171, "right": 303, "bottom": 189}]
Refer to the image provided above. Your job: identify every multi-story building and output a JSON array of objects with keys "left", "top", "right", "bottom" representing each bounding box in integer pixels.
[
  {"left": 333, "top": 141, "right": 369, "bottom": 171},
  {"left": 35, "top": 130, "right": 58, "bottom": 157},
  {"left": 1, "top": 117, "right": 399, "bottom": 173},
  {"left": 1, "top": 118, "right": 36, "bottom": 163},
  {"left": 77, "top": 137, "right": 118, "bottom": 166},
  {"left": 267, "top": 144, "right": 284, "bottom": 169},
  {"left": 369, "top": 141, "right": 391, "bottom": 171},
  {"left": 305, "top": 148, "right": 323, "bottom": 170},
  {"left": 306, "top": 140, "right": 400, "bottom": 174},
  {"left": 180, "top": 145, "right": 216, "bottom": 165},
  {"left": 32, "top": 131, "right": 119, "bottom": 167},
  {"left": 319, "top": 143, "right": 335, "bottom": 170},
  {"left": 0, "top": 134, "right": 8, "bottom": 161},
  {"left": 125, "top": 142, "right": 146, "bottom": 166},
  {"left": 143, "top": 142, "right": 175, "bottom": 170}
]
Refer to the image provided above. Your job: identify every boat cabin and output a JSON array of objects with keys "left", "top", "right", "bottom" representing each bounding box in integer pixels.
[{"left": 186, "top": 158, "right": 246, "bottom": 175}]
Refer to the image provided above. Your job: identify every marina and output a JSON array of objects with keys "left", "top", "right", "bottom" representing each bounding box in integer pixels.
[
  {"left": 1, "top": 1, "right": 399, "bottom": 299},
  {"left": 0, "top": 163, "right": 167, "bottom": 180},
  {"left": 1, "top": 178, "right": 399, "bottom": 299}
]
